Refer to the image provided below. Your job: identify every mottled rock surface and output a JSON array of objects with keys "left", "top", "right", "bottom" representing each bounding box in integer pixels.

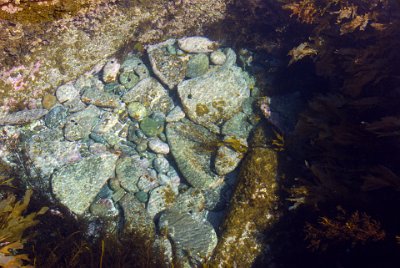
[
  {"left": 177, "top": 66, "right": 249, "bottom": 131},
  {"left": 178, "top": 36, "right": 217, "bottom": 53},
  {"left": 52, "top": 153, "right": 118, "bottom": 215},
  {"left": 166, "top": 119, "right": 220, "bottom": 189},
  {"left": 64, "top": 105, "right": 101, "bottom": 141},
  {"left": 0, "top": 109, "right": 48, "bottom": 125},
  {"left": 116, "top": 156, "right": 151, "bottom": 193}
]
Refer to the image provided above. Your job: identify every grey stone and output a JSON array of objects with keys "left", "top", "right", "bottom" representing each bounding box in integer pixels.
[
  {"left": 186, "top": 54, "right": 209, "bottom": 78},
  {"left": 158, "top": 209, "right": 217, "bottom": 259},
  {"left": 147, "top": 39, "right": 188, "bottom": 89},
  {"left": 177, "top": 66, "right": 249, "bottom": 131},
  {"left": 147, "top": 185, "right": 177, "bottom": 219},
  {"left": 148, "top": 138, "right": 170, "bottom": 154},
  {"left": 241, "top": 97, "right": 255, "bottom": 116},
  {"left": 153, "top": 156, "right": 170, "bottom": 174},
  {"left": 44, "top": 105, "right": 68, "bottom": 129},
  {"left": 172, "top": 188, "right": 205, "bottom": 214},
  {"left": 64, "top": 105, "right": 102, "bottom": 141},
  {"left": 63, "top": 97, "right": 86, "bottom": 113},
  {"left": 90, "top": 197, "right": 119, "bottom": 218},
  {"left": 75, "top": 76, "right": 104, "bottom": 94},
  {"left": 221, "top": 48, "right": 237, "bottom": 69},
  {"left": 166, "top": 120, "right": 221, "bottom": 189},
  {"left": 102, "top": 58, "right": 120, "bottom": 83},
  {"left": 89, "top": 132, "right": 107, "bottom": 144},
  {"left": 51, "top": 154, "right": 118, "bottom": 215},
  {"left": 56, "top": 84, "right": 79, "bottom": 103},
  {"left": 122, "top": 78, "right": 173, "bottom": 114},
  {"left": 119, "top": 192, "right": 155, "bottom": 238},
  {"left": 210, "top": 50, "right": 226, "bottom": 65},
  {"left": 177, "top": 36, "right": 217, "bottom": 53},
  {"left": 115, "top": 156, "right": 151, "bottom": 192},
  {"left": 81, "top": 87, "right": 120, "bottom": 108},
  {"left": 89, "top": 143, "right": 108, "bottom": 154},
  {"left": 119, "top": 69, "right": 139, "bottom": 88},
  {"left": 26, "top": 140, "right": 82, "bottom": 178},
  {"left": 0, "top": 109, "right": 48, "bottom": 125},
  {"left": 137, "top": 174, "right": 159, "bottom": 193},
  {"left": 92, "top": 112, "right": 119, "bottom": 134},
  {"left": 126, "top": 102, "right": 147, "bottom": 121},
  {"left": 135, "top": 140, "right": 148, "bottom": 153},
  {"left": 221, "top": 112, "right": 253, "bottom": 139},
  {"left": 120, "top": 55, "right": 149, "bottom": 80},
  {"left": 140, "top": 117, "right": 164, "bottom": 137},
  {"left": 166, "top": 106, "right": 185, "bottom": 122},
  {"left": 214, "top": 145, "right": 243, "bottom": 176}
]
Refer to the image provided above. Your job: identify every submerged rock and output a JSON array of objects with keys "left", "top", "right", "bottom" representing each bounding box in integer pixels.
[
  {"left": 214, "top": 145, "right": 243, "bottom": 176},
  {"left": 178, "top": 36, "right": 218, "bottom": 53},
  {"left": 116, "top": 156, "right": 151, "bottom": 193},
  {"left": 147, "top": 185, "right": 177, "bottom": 219},
  {"left": 210, "top": 125, "right": 279, "bottom": 267},
  {"left": 122, "top": 78, "right": 173, "bottom": 114},
  {"left": 210, "top": 50, "right": 226, "bottom": 65},
  {"left": 0, "top": 109, "right": 48, "bottom": 125},
  {"left": 177, "top": 66, "right": 249, "bottom": 132},
  {"left": 120, "top": 55, "right": 149, "bottom": 80},
  {"left": 166, "top": 119, "right": 220, "bottom": 189},
  {"left": 52, "top": 153, "right": 118, "bottom": 216},
  {"left": 159, "top": 209, "right": 218, "bottom": 261},
  {"left": 147, "top": 39, "right": 188, "bottom": 89},
  {"left": 64, "top": 105, "right": 102, "bottom": 141},
  {"left": 44, "top": 105, "right": 68, "bottom": 129},
  {"left": 186, "top": 54, "right": 210, "bottom": 78},
  {"left": 81, "top": 87, "right": 120, "bottom": 108},
  {"left": 56, "top": 84, "right": 80, "bottom": 104},
  {"left": 102, "top": 58, "right": 120, "bottom": 83}
]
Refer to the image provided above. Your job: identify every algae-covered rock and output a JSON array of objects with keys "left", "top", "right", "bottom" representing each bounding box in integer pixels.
[
  {"left": 166, "top": 119, "right": 221, "bottom": 189},
  {"left": 64, "top": 105, "right": 101, "bottom": 141},
  {"left": 51, "top": 153, "right": 118, "bottom": 216},
  {"left": 177, "top": 66, "right": 249, "bottom": 132},
  {"left": 210, "top": 125, "right": 279, "bottom": 267}
]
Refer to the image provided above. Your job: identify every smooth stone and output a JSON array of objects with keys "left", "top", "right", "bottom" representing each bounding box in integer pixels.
[
  {"left": 51, "top": 154, "right": 118, "bottom": 216},
  {"left": 120, "top": 54, "right": 149, "bottom": 80},
  {"left": 0, "top": 109, "right": 48, "bottom": 125},
  {"left": 153, "top": 156, "right": 170, "bottom": 174},
  {"left": 140, "top": 117, "right": 164, "bottom": 137},
  {"left": 166, "top": 120, "right": 220, "bottom": 189},
  {"left": 92, "top": 112, "right": 119, "bottom": 134},
  {"left": 158, "top": 209, "right": 218, "bottom": 260},
  {"left": 115, "top": 156, "right": 151, "bottom": 192},
  {"left": 147, "top": 39, "right": 188, "bottom": 89},
  {"left": 177, "top": 66, "right": 249, "bottom": 131},
  {"left": 135, "top": 191, "right": 149, "bottom": 203},
  {"left": 146, "top": 185, "right": 177, "bottom": 219},
  {"left": 166, "top": 106, "right": 185, "bottom": 122},
  {"left": 186, "top": 54, "right": 210, "bottom": 78},
  {"left": 177, "top": 36, "right": 217, "bottom": 53},
  {"left": 56, "top": 84, "right": 79, "bottom": 103},
  {"left": 214, "top": 145, "right": 244, "bottom": 176},
  {"left": 64, "top": 105, "right": 102, "bottom": 141},
  {"left": 102, "top": 58, "right": 120, "bottom": 83},
  {"left": 42, "top": 94, "right": 57, "bottom": 109},
  {"left": 26, "top": 140, "right": 82, "bottom": 178},
  {"left": 44, "top": 105, "right": 68, "bottom": 129},
  {"left": 81, "top": 87, "right": 120, "bottom": 108},
  {"left": 63, "top": 97, "right": 86, "bottom": 113},
  {"left": 148, "top": 138, "right": 170, "bottom": 155},
  {"left": 210, "top": 50, "right": 226, "bottom": 65},
  {"left": 74, "top": 76, "right": 104, "bottom": 93},
  {"left": 119, "top": 193, "right": 155, "bottom": 239},
  {"left": 89, "top": 132, "right": 107, "bottom": 144},
  {"left": 171, "top": 188, "right": 205, "bottom": 214},
  {"left": 221, "top": 112, "right": 253, "bottom": 139},
  {"left": 136, "top": 140, "right": 148, "bottom": 153},
  {"left": 119, "top": 69, "right": 140, "bottom": 88},
  {"left": 221, "top": 48, "right": 237, "bottom": 69},
  {"left": 122, "top": 77, "right": 173, "bottom": 114},
  {"left": 89, "top": 143, "right": 108, "bottom": 154},
  {"left": 127, "top": 102, "right": 147, "bottom": 121},
  {"left": 118, "top": 143, "right": 137, "bottom": 156},
  {"left": 137, "top": 175, "right": 159, "bottom": 193}
]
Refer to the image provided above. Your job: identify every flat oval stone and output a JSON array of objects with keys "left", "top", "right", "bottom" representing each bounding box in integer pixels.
[
  {"left": 148, "top": 138, "right": 170, "bottom": 154},
  {"left": 56, "top": 84, "right": 79, "bottom": 103},
  {"left": 178, "top": 36, "right": 217, "bottom": 53}
]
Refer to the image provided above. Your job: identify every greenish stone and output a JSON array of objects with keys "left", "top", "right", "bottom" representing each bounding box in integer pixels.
[
  {"left": 186, "top": 53, "right": 210, "bottom": 78},
  {"left": 127, "top": 102, "right": 147, "bottom": 121},
  {"left": 140, "top": 117, "right": 164, "bottom": 137},
  {"left": 119, "top": 69, "right": 139, "bottom": 88},
  {"left": 135, "top": 191, "right": 149, "bottom": 203},
  {"left": 221, "top": 112, "right": 253, "bottom": 139},
  {"left": 44, "top": 105, "right": 68, "bottom": 129}
]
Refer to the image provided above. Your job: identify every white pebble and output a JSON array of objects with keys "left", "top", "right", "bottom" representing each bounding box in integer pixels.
[
  {"left": 178, "top": 36, "right": 217, "bottom": 53},
  {"left": 56, "top": 84, "right": 79, "bottom": 104},
  {"left": 148, "top": 138, "right": 170, "bottom": 154},
  {"left": 210, "top": 51, "right": 226, "bottom": 65},
  {"left": 102, "top": 58, "right": 120, "bottom": 83}
]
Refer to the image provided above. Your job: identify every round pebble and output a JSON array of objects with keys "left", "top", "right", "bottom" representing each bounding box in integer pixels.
[
  {"left": 210, "top": 50, "right": 226, "bottom": 65},
  {"left": 148, "top": 138, "right": 170, "bottom": 154},
  {"left": 140, "top": 117, "right": 164, "bottom": 137},
  {"left": 56, "top": 84, "right": 79, "bottom": 103},
  {"left": 153, "top": 157, "right": 170, "bottom": 174},
  {"left": 127, "top": 102, "right": 147, "bottom": 121},
  {"left": 136, "top": 140, "right": 148, "bottom": 153},
  {"left": 42, "top": 94, "right": 57, "bottom": 109},
  {"left": 135, "top": 191, "right": 149, "bottom": 203}
]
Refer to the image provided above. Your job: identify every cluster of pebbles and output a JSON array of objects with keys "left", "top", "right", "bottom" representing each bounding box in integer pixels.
[{"left": 0, "top": 36, "right": 262, "bottom": 265}]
